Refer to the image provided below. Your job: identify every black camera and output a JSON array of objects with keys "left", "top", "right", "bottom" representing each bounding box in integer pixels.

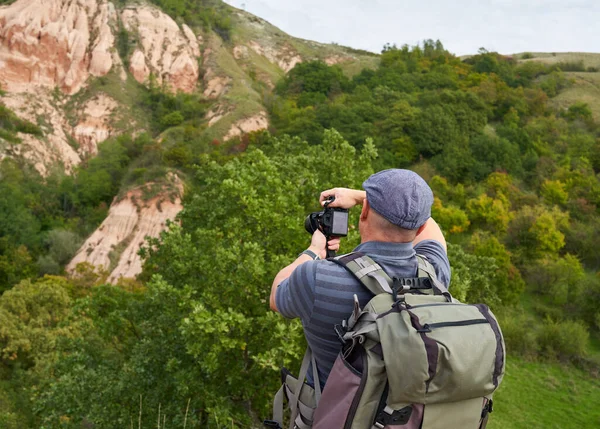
[{"left": 304, "top": 197, "right": 349, "bottom": 239}]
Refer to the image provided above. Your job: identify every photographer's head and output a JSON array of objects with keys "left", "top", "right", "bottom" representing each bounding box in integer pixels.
[{"left": 360, "top": 169, "right": 433, "bottom": 243}]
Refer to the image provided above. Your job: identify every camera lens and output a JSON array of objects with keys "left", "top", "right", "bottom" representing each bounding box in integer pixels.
[{"left": 305, "top": 213, "right": 320, "bottom": 234}]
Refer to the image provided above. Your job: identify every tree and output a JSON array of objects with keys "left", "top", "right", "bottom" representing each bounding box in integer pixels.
[
  {"left": 38, "top": 130, "right": 377, "bottom": 427},
  {"left": 468, "top": 232, "right": 525, "bottom": 305},
  {"left": 466, "top": 194, "right": 512, "bottom": 233},
  {"left": 506, "top": 205, "right": 569, "bottom": 259}
]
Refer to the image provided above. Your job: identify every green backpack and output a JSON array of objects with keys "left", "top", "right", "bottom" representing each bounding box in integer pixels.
[{"left": 266, "top": 252, "right": 505, "bottom": 429}]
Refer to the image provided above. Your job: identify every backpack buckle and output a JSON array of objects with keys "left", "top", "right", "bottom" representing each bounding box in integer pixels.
[
  {"left": 375, "top": 405, "right": 413, "bottom": 427},
  {"left": 334, "top": 323, "right": 347, "bottom": 344},
  {"left": 481, "top": 399, "right": 494, "bottom": 418}
]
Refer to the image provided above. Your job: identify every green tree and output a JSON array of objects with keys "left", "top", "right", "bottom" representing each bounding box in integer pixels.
[
  {"left": 38, "top": 131, "right": 377, "bottom": 427},
  {"left": 469, "top": 232, "right": 525, "bottom": 305}
]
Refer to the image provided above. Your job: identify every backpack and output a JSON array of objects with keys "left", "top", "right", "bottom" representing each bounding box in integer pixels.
[{"left": 265, "top": 252, "right": 505, "bottom": 429}]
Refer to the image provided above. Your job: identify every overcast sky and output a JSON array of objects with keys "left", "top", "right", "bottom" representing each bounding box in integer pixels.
[{"left": 223, "top": 0, "right": 599, "bottom": 56}]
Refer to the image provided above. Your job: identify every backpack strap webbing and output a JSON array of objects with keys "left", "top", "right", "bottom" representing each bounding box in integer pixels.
[
  {"left": 333, "top": 252, "right": 394, "bottom": 296},
  {"left": 416, "top": 254, "right": 452, "bottom": 300},
  {"left": 333, "top": 252, "right": 431, "bottom": 296}
]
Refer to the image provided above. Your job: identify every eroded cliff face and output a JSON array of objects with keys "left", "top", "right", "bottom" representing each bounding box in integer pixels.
[
  {"left": 2, "top": 91, "right": 82, "bottom": 175},
  {"left": 0, "top": 0, "right": 118, "bottom": 95},
  {"left": 0, "top": 0, "right": 205, "bottom": 175},
  {"left": 67, "top": 177, "right": 184, "bottom": 282},
  {"left": 0, "top": 0, "right": 376, "bottom": 282},
  {"left": 121, "top": 5, "right": 201, "bottom": 92}
]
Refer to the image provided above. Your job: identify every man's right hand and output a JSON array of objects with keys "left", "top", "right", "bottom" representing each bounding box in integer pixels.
[{"left": 319, "top": 188, "right": 366, "bottom": 209}]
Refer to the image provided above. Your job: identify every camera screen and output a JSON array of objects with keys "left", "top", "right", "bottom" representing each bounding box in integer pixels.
[{"left": 331, "top": 211, "right": 349, "bottom": 236}]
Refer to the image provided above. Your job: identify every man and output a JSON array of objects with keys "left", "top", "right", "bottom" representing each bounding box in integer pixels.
[{"left": 269, "top": 169, "right": 450, "bottom": 388}]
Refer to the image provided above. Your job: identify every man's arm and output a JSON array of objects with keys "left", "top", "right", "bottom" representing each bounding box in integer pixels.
[
  {"left": 269, "top": 230, "right": 340, "bottom": 312},
  {"left": 319, "top": 188, "right": 366, "bottom": 208},
  {"left": 413, "top": 218, "right": 447, "bottom": 252}
]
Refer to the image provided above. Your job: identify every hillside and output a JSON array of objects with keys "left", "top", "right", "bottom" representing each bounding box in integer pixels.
[
  {"left": 515, "top": 52, "right": 600, "bottom": 120},
  {"left": 0, "top": 0, "right": 378, "bottom": 281},
  {"left": 1, "top": 1, "right": 600, "bottom": 428}
]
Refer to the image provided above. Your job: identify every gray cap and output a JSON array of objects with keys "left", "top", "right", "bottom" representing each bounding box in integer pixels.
[{"left": 362, "top": 169, "right": 433, "bottom": 229}]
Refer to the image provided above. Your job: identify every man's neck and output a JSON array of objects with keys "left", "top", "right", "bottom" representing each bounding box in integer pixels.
[{"left": 360, "top": 232, "right": 413, "bottom": 244}]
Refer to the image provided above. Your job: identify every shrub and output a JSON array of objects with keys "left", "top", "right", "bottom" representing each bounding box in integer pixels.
[
  {"left": 554, "top": 60, "right": 586, "bottom": 72},
  {"left": 497, "top": 308, "right": 539, "bottom": 358},
  {"left": 538, "top": 319, "right": 589, "bottom": 362},
  {"left": 160, "top": 111, "right": 185, "bottom": 129},
  {"left": 521, "top": 52, "right": 534, "bottom": 59}
]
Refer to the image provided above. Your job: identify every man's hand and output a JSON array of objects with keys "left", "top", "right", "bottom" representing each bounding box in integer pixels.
[
  {"left": 309, "top": 229, "right": 341, "bottom": 259},
  {"left": 319, "top": 188, "right": 366, "bottom": 209}
]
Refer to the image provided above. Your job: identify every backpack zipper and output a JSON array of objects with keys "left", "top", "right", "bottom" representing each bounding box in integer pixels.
[
  {"left": 417, "top": 319, "right": 489, "bottom": 333},
  {"left": 408, "top": 303, "right": 467, "bottom": 309}
]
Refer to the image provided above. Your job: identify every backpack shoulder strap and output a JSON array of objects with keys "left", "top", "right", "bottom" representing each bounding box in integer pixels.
[
  {"left": 332, "top": 252, "right": 393, "bottom": 296},
  {"left": 416, "top": 254, "right": 452, "bottom": 300}
]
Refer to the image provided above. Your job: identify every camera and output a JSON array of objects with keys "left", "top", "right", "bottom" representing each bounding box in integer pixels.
[{"left": 304, "top": 197, "right": 349, "bottom": 238}]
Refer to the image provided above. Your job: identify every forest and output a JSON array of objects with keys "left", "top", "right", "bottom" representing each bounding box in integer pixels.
[{"left": 1, "top": 33, "right": 600, "bottom": 427}]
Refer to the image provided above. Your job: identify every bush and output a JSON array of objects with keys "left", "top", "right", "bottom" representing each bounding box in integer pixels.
[
  {"left": 521, "top": 52, "right": 534, "bottom": 59},
  {"left": 497, "top": 309, "right": 539, "bottom": 358},
  {"left": 45, "top": 230, "right": 81, "bottom": 266},
  {"left": 538, "top": 319, "right": 589, "bottom": 362},
  {"left": 160, "top": 111, "right": 185, "bottom": 129},
  {"left": 554, "top": 60, "right": 586, "bottom": 72}
]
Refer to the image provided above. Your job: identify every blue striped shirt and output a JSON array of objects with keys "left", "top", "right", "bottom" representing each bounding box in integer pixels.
[{"left": 275, "top": 240, "right": 451, "bottom": 387}]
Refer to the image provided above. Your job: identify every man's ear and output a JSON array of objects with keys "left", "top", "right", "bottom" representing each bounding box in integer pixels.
[
  {"left": 415, "top": 222, "right": 427, "bottom": 236},
  {"left": 360, "top": 199, "right": 369, "bottom": 221}
]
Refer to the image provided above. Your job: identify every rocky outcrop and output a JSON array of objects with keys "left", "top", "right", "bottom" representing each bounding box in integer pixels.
[
  {"left": 121, "top": 5, "right": 201, "bottom": 93},
  {"left": 67, "top": 177, "right": 184, "bottom": 282},
  {"left": 325, "top": 55, "right": 352, "bottom": 66},
  {"left": 248, "top": 40, "right": 302, "bottom": 73},
  {"left": 0, "top": 0, "right": 118, "bottom": 95},
  {"left": 1, "top": 91, "right": 81, "bottom": 175},
  {"left": 72, "top": 94, "right": 118, "bottom": 155},
  {"left": 224, "top": 112, "right": 269, "bottom": 141}
]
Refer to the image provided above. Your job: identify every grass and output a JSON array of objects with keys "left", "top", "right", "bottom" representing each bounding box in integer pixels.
[
  {"left": 511, "top": 52, "right": 600, "bottom": 120},
  {"left": 63, "top": 71, "right": 150, "bottom": 134},
  {"left": 488, "top": 356, "right": 600, "bottom": 429},
  {"left": 552, "top": 72, "right": 600, "bottom": 121},
  {"left": 229, "top": 5, "right": 379, "bottom": 78},
  {"left": 516, "top": 52, "right": 600, "bottom": 69}
]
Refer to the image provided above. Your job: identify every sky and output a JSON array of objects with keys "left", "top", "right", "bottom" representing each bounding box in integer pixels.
[{"left": 223, "top": 0, "right": 599, "bottom": 56}]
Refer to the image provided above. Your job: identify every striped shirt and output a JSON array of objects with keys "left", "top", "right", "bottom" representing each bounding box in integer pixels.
[{"left": 275, "top": 240, "right": 451, "bottom": 388}]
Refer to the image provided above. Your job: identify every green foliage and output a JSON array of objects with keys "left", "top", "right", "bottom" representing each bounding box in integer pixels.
[
  {"left": 278, "top": 61, "right": 352, "bottom": 96},
  {"left": 148, "top": 0, "right": 232, "bottom": 41},
  {"left": 564, "top": 101, "right": 593, "bottom": 122},
  {"left": 538, "top": 318, "right": 589, "bottom": 362},
  {"left": 34, "top": 131, "right": 376, "bottom": 427},
  {"left": 496, "top": 308, "right": 540, "bottom": 358},
  {"left": 2, "top": 31, "right": 600, "bottom": 424},
  {"left": 525, "top": 255, "right": 585, "bottom": 306},
  {"left": 0, "top": 276, "right": 73, "bottom": 369},
  {"left": 447, "top": 243, "right": 501, "bottom": 308},
  {"left": 469, "top": 232, "right": 525, "bottom": 305},
  {"left": 431, "top": 197, "right": 470, "bottom": 234},
  {"left": 506, "top": 205, "right": 569, "bottom": 259},
  {"left": 540, "top": 179, "right": 568, "bottom": 206},
  {"left": 466, "top": 193, "right": 512, "bottom": 233},
  {"left": 0, "top": 103, "right": 42, "bottom": 142}
]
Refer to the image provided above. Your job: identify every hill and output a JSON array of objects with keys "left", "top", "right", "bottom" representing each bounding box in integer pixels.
[
  {"left": 515, "top": 52, "right": 600, "bottom": 120},
  {"left": 1, "top": 1, "right": 600, "bottom": 428},
  {"left": 0, "top": 0, "right": 378, "bottom": 282}
]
